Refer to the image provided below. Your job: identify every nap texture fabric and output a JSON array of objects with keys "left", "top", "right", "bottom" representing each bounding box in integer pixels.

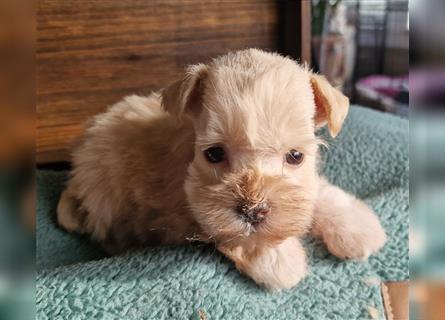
[{"left": 36, "top": 106, "right": 408, "bottom": 320}]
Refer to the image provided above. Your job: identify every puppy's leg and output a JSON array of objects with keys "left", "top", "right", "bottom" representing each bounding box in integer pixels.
[
  {"left": 57, "top": 188, "right": 87, "bottom": 234},
  {"left": 312, "top": 178, "right": 386, "bottom": 260},
  {"left": 218, "top": 237, "right": 307, "bottom": 290}
]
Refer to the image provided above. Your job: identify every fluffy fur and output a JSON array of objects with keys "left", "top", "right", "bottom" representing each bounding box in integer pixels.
[{"left": 57, "top": 49, "right": 386, "bottom": 290}]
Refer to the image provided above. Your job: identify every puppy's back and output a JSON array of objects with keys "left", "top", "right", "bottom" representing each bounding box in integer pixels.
[{"left": 57, "top": 93, "right": 192, "bottom": 246}]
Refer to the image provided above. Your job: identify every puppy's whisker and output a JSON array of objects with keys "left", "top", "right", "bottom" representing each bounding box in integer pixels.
[
  {"left": 218, "top": 234, "right": 243, "bottom": 246},
  {"left": 213, "top": 169, "right": 218, "bottom": 180}
]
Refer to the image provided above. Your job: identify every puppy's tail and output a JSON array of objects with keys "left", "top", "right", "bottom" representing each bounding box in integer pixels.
[{"left": 57, "top": 188, "right": 87, "bottom": 234}]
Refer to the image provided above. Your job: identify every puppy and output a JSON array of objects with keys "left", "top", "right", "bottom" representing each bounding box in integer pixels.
[{"left": 57, "top": 49, "right": 386, "bottom": 290}]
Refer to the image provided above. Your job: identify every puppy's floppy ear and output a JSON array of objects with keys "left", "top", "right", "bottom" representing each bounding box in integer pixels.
[
  {"left": 310, "top": 74, "right": 349, "bottom": 137},
  {"left": 161, "top": 63, "right": 208, "bottom": 121}
]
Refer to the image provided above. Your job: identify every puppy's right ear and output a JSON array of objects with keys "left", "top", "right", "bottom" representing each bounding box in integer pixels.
[{"left": 161, "top": 63, "right": 208, "bottom": 122}]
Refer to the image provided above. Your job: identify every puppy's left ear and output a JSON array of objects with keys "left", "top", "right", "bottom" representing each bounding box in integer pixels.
[
  {"left": 161, "top": 63, "right": 208, "bottom": 122},
  {"left": 310, "top": 74, "right": 349, "bottom": 137}
]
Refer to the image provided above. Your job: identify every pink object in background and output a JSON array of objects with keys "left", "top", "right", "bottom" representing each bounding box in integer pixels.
[{"left": 357, "top": 75, "right": 408, "bottom": 99}]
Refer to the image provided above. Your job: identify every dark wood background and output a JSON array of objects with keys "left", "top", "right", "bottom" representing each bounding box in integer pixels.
[{"left": 37, "top": 0, "right": 310, "bottom": 163}]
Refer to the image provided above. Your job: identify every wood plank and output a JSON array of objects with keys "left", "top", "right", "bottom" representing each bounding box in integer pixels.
[
  {"left": 301, "top": 0, "right": 312, "bottom": 64},
  {"left": 37, "top": 0, "right": 279, "bottom": 162}
]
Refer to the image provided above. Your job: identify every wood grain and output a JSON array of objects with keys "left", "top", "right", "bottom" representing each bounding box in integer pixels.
[
  {"left": 37, "top": 0, "right": 307, "bottom": 163},
  {"left": 37, "top": 0, "right": 279, "bottom": 162}
]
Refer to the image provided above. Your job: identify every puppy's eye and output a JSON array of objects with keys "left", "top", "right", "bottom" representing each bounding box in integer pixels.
[
  {"left": 285, "top": 149, "right": 304, "bottom": 165},
  {"left": 204, "top": 146, "right": 225, "bottom": 163}
]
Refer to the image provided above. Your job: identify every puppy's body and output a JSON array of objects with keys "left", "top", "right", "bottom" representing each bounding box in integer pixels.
[
  {"left": 58, "top": 49, "right": 386, "bottom": 289},
  {"left": 59, "top": 94, "right": 200, "bottom": 252}
]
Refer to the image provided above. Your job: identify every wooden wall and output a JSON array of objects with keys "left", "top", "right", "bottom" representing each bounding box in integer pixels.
[{"left": 37, "top": 0, "right": 309, "bottom": 163}]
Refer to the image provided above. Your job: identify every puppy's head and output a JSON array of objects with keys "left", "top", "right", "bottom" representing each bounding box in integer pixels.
[{"left": 162, "top": 49, "right": 349, "bottom": 247}]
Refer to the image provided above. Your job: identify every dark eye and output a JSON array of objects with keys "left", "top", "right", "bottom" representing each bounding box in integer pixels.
[
  {"left": 204, "top": 146, "right": 225, "bottom": 163},
  {"left": 285, "top": 149, "right": 304, "bottom": 165}
]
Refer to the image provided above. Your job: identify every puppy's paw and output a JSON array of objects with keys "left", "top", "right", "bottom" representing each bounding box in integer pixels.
[
  {"left": 319, "top": 200, "right": 387, "bottom": 261},
  {"left": 220, "top": 237, "right": 308, "bottom": 290},
  {"left": 57, "top": 189, "right": 86, "bottom": 234}
]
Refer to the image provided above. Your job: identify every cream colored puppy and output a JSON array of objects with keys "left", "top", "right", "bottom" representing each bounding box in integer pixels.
[{"left": 57, "top": 49, "right": 386, "bottom": 290}]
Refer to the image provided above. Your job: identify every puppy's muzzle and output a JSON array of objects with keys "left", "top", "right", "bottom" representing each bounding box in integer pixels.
[{"left": 236, "top": 201, "right": 271, "bottom": 224}]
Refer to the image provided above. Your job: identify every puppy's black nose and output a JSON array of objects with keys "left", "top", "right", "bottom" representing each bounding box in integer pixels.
[{"left": 236, "top": 201, "right": 270, "bottom": 224}]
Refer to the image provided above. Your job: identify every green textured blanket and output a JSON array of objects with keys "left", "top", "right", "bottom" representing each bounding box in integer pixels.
[{"left": 36, "top": 106, "right": 408, "bottom": 320}]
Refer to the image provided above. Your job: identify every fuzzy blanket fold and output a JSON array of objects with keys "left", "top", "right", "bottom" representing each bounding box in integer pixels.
[{"left": 37, "top": 106, "right": 408, "bottom": 320}]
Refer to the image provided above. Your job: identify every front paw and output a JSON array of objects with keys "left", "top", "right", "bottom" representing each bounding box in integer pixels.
[
  {"left": 319, "top": 200, "right": 387, "bottom": 260},
  {"left": 220, "top": 237, "right": 308, "bottom": 290}
]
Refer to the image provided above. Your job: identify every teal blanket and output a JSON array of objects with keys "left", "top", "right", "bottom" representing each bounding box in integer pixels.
[{"left": 36, "top": 106, "right": 408, "bottom": 319}]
